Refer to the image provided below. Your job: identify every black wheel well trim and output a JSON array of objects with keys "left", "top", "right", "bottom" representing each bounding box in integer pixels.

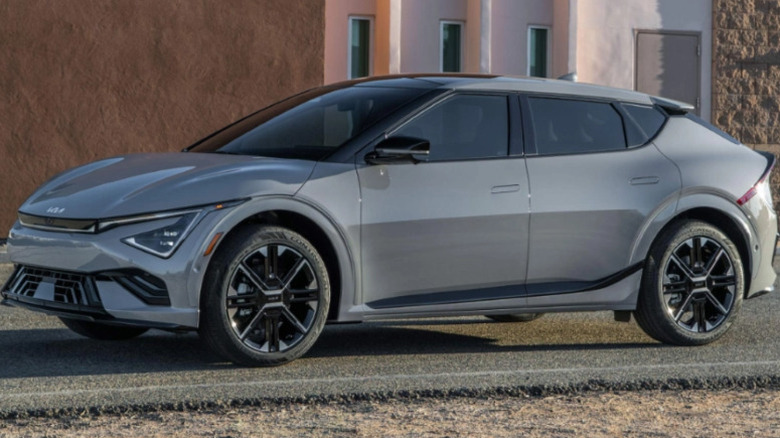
[
  {"left": 205, "top": 201, "right": 355, "bottom": 322},
  {"left": 651, "top": 207, "right": 753, "bottom": 296}
]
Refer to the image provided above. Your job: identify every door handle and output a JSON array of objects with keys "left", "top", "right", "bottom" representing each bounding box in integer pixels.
[
  {"left": 629, "top": 176, "right": 660, "bottom": 185},
  {"left": 491, "top": 184, "right": 521, "bottom": 194}
]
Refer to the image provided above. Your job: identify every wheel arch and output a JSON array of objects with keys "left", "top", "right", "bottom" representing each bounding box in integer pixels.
[
  {"left": 633, "top": 194, "right": 756, "bottom": 297},
  {"left": 195, "top": 197, "right": 358, "bottom": 323}
]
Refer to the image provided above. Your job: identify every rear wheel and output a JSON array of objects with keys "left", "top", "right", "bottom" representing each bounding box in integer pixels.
[
  {"left": 634, "top": 220, "right": 744, "bottom": 345},
  {"left": 487, "top": 313, "right": 544, "bottom": 323},
  {"left": 200, "top": 225, "right": 330, "bottom": 367},
  {"left": 59, "top": 317, "right": 149, "bottom": 340}
]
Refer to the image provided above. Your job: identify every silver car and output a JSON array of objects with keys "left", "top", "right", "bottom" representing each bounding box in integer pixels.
[{"left": 3, "top": 75, "right": 777, "bottom": 366}]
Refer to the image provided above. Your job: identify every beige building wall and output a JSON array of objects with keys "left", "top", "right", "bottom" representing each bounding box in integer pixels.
[
  {"left": 324, "top": 0, "right": 378, "bottom": 83},
  {"left": 488, "top": 0, "right": 553, "bottom": 76},
  {"left": 573, "top": 0, "right": 713, "bottom": 120}
]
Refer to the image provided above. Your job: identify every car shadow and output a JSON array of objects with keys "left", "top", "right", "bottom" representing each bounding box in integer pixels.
[{"left": 0, "top": 317, "right": 666, "bottom": 379}]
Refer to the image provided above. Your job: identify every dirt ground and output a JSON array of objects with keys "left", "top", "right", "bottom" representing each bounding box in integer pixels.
[{"left": 2, "top": 389, "right": 780, "bottom": 437}]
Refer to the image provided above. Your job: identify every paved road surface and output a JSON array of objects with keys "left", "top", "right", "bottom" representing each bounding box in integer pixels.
[{"left": 1, "top": 262, "right": 779, "bottom": 415}]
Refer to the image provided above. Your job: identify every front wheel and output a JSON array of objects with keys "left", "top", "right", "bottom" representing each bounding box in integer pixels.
[
  {"left": 634, "top": 220, "right": 744, "bottom": 346},
  {"left": 199, "top": 225, "right": 330, "bottom": 367}
]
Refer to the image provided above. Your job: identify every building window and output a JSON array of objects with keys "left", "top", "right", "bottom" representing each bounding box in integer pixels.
[
  {"left": 440, "top": 21, "right": 463, "bottom": 73},
  {"left": 528, "top": 26, "right": 550, "bottom": 77},
  {"left": 349, "top": 17, "right": 372, "bottom": 79}
]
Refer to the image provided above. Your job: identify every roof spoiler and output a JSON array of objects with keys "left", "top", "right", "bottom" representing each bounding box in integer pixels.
[{"left": 650, "top": 96, "right": 695, "bottom": 113}]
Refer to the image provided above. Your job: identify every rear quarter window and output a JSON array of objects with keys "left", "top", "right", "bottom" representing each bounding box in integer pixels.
[
  {"left": 528, "top": 97, "right": 626, "bottom": 155},
  {"left": 620, "top": 103, "right": 666, "bottom": 147}
]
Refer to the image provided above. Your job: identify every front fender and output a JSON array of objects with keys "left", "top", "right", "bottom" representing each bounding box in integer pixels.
[{"left": 187, "top": 195, "right": 359, "bottom": 323}]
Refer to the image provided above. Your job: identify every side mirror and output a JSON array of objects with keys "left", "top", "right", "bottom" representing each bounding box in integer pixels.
[{"left": 365, "top": 136, "right": 430, "bottom": 165}]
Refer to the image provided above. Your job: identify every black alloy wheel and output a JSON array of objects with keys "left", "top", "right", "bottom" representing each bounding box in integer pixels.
[
  {"left": 200, "top": 225, "right": 330, "bottom": 366},
  {"left": 635, "top": 220, "right": 744, "bottom": 345}
]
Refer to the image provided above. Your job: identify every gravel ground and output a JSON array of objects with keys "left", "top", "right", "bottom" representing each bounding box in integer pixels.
[{"left": 1, "top": 389, "right": 780, "bottom": 437}]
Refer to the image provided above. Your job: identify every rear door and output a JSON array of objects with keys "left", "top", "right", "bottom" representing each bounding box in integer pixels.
[
  {"left": 357, "top": 93, "right": 530, "bottom": 311},
  {"left": 522, "top": 96, "right": 680, "bottom": 302}
]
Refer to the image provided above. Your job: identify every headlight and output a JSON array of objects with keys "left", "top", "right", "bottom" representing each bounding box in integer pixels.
[
  {"left": 95, "top": 199, "right": 246, "bottom": 259},
  {"left": 121, "top": 211, "right": 201, "bottom": 258}
]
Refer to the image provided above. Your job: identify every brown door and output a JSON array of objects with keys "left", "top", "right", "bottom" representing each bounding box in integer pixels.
[{"left": 635, "top": 31, "right": 701, "bottom": 114}]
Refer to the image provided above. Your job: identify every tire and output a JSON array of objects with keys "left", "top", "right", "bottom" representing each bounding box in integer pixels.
[
  {"left": 487, "top": 313, "right": 544, "bottom": 323},
  {"left": 59, "top": 317, "right": 149, "bottom": 340},
  {"left": 634, "top": 220, "right": 744, "bottom": 346},
  {"left": 199, "top": 225, "right": 330, "bottom": 367}
]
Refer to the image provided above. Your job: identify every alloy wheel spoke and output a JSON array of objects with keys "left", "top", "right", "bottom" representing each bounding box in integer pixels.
[
  {"left": 265, "top": 312, "right": 281, "bottom": 352},
  {"left": 710, "top": 274, "right": 736, "bottom": 289},
  {"left": 673, "top": 293, "right": 695, "bottom": 322},
  {"left": 265, "top": 245, "right": 279, "bottom": 282},
  {"left": 670, "top": 254, "right": 697, "bottom": 281},
  {"left": 239, "top": 262, "right": 271, "bottom": 292},
  {"left": 690, "top": 237, "right": 703, "bottom": 271},
  {"left": 282, "top": 307, "right": 308, "bottom": 334},
  {"left": 282, "top": 257, "right": 308, "bottom": 290},
  {"left": 663, "top": 280, "right": 688, "bottom": 295},
  {"left": 704, "top": 291, "right": 729, "bottom": 316},
  {"left": 705, "top": 247, "right": 725, "bottom": 275},
  {"left": 289, "top": 288, "right": 319, "bottom": 303},
  {"left": 226, "top": 291, "right": 262, "bottom": 308},
  {"left": 693, "top": 301, "right": 707, "bottom": 333},
  {"left": 239, "top": 310, "right": 264, "bottom": 340}
]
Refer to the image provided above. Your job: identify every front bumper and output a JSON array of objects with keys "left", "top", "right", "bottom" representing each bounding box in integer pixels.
[{"left": 2, "top": 209, "right": 229, "bottom": 328}]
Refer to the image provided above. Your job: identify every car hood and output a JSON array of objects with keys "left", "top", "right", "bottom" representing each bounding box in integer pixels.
[{"left": 19, "top": 153, "right": 316, "bottom": 219}]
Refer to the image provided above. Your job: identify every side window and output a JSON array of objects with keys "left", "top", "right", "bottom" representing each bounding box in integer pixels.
[
  {"left": 621, "top": 103, "right": 666, "bottom": 147},
  {"left": 394, "top": 94, "right": 508, "bottom": 161},
  {"left": 528, "top": 98, "right": 626, "bottom": 155}
]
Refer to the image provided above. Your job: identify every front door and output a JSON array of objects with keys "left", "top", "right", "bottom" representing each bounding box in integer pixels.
[{"left": 357, "top": 93, "right": 530, "bottom": 310}]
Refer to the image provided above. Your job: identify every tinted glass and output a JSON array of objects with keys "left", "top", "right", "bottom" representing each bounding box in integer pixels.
[
  {"left": 529, "top": 28, "right": 548, "bottom": 77},
  {"left": 350, "top": 18, "right": 371, "bottom": 79},
  {"left": 394, "top": 94, "right": 508, "bottom": 161},
  {"left": 621, "top": 103, "right": 666, "bottom": 147},
  {"left": 441, "top": 23, "right": 462, "bottom": 72},
  {"left": 189, "top": 86, "right": 429, "bottom": 160},
  {"left": 528, "top": 98, "right": 626, "bottom": 155}
]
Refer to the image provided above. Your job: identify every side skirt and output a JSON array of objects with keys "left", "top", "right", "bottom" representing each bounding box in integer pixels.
[{"left": 361, "top": 263, "right": 644, "bottom": 318}]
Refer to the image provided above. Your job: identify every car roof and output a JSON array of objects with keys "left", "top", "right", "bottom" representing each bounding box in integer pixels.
[{"left": 346, "top": 74, "right": 660, "bottom": 106}]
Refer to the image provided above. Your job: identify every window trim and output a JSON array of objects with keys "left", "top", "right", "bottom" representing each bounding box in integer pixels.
[
  {"left": 521, "top": 94, "right": 644, "bottom": 157},
  {"left": 615, "top": 103, "right": 669, "bottom": 149},
  {"left": 383, "top": 91, "right": 513, "bottom": 163},
  {"left": 527, "top": 25, "right": 551, "bottom": 78},
  {"left": 440, "top": 20, "right": 465, "bottom": 73},
  {"left": 348, "top": 16, "right": 374, "bottom": 80}
]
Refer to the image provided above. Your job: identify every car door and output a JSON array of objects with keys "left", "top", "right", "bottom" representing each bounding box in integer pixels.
[
  {"left": 522, "top": 96, "right": 681, "bottom": 301},
  {"left": 357, "top": 93, "right": 530, "bottom": 311}
]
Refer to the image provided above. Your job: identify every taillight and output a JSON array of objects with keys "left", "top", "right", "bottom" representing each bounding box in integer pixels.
[{"left": 737, "top": 154, "right": 776, "bottom": 206}]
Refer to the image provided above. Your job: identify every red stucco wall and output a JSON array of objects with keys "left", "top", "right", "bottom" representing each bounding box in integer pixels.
[{"left": 0, "top": 0, "right": 324, "bottom": 234}]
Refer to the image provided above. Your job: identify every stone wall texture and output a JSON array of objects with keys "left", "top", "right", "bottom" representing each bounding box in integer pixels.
[
  {"left": 713, "top": 0, "right": 780, "bottom": 209},
  {"left": 0, "top": 0, "right": 324, "bottom": 235}
]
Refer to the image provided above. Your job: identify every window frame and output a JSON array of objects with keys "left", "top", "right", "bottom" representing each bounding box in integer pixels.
[
  {"left": 615, "top": 103, "right": 669, "bottom": 148},
  {"left": 440, "top": 20, "right": 465, "bottom": 73},
  {"left": 383, "top": 91, "right": 518, "bottom": 163},
  {"left": 520, "top": 93, "right": 645, "bottom": 157},
  {"left": 348, "top": 16, "right": 374, "bottom": 80},
  {"left": 527, "top": 25, "right": 551, "bottom": 78}
]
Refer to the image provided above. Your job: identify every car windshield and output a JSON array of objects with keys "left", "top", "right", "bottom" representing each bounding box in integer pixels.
[{"left": 188, "top": 85, "right": 430, "bottom": 160}]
